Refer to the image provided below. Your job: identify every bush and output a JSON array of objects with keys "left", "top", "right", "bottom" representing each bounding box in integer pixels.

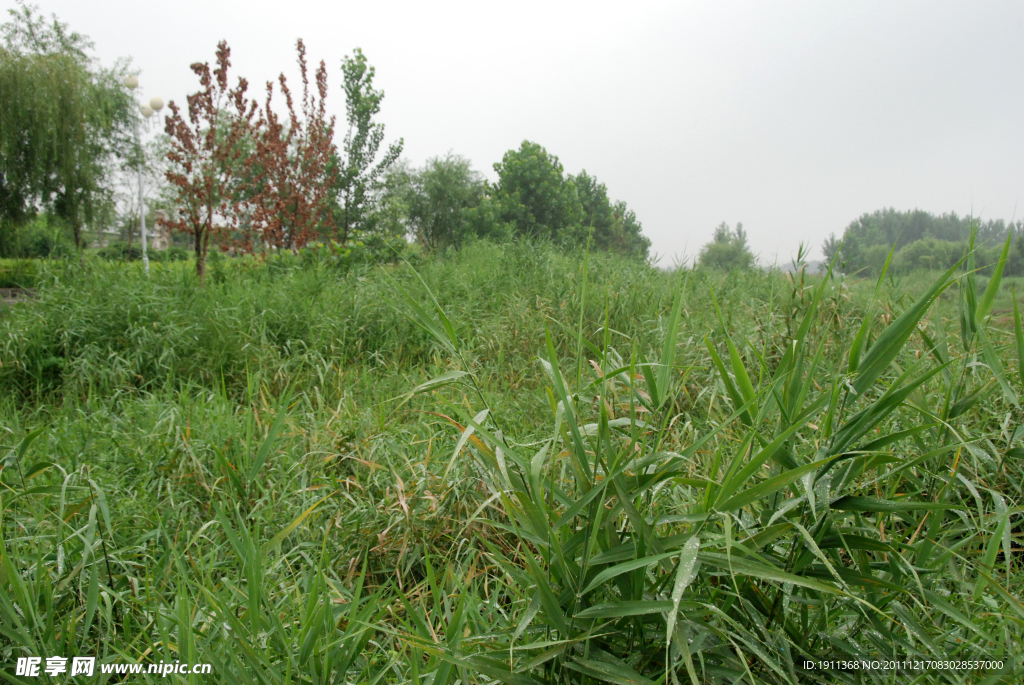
[
  {"left": 0, "top": 259, "right": 39, "bottom": 288},
  {"left": 96, "top": 240, "right": 143, "bottom": 261},
  {"left": 291, "top": 235, "right": 417, "bottom": 271},
  {"left": 0, "top": 216, "right": 76, "bottom": 259},
  {"left": 699, "top": 222, "right": 755, "bottom": 270},
  {"left": 96, "top": 241, "right": 189, "bottom": 262}
]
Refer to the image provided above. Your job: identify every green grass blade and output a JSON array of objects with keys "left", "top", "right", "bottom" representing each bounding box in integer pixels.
[
  {"left": 706, "top": 335, "right": 750, "bottom": 425},
  {"left": 696, "top": 553, "right": 850, "bottom": 597},
  {"left": 715, "top": 457, "right": 828, "bottom": 513},
  {"left": 656, "top": 270, "right": 686, "bottom": 406},
  {"left": 261, "top": 492, "right": 333, "bottom": 555},
  {"left": 581, "top": 551, "right": 678, "bottom": 595},
  {"left": 543, "top": 325, "right": 591, "bottom": 484},
  {"left": 665, "top": 535, "right": 700, "bottom": 649},
  {"left": 977, "top": 326, "right": 1019, "bottom": 407},
  {"left": 1014, "top": 285, "right": 1024, "bottom": 384},
  {"left": 849, "top": 243, "right": 895, "bottom": 373},
  {"left": 830, "top": 496, "right": 965, "bottom": 512},
  {"left": 566, "top": 656, "right": 654, "bottom": 685},
  {"left": 248, "top": 390, "right": 290, "bottom": 483},
  {"left": 575, "top": 600, "right": 676, "bottom": 619},
  {"left": 977, "top": 230, "right": 1012, "bottom": 323},
  {"left": 443, "top": 408, "right": 489, "bottom": 480},
  {"left": 853, "top": 259, "right": 960, "bottom": 395}
]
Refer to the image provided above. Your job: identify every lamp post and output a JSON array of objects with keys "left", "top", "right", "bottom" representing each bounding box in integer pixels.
[{"left": 123, "top": 75, "right": 164, "bottom": 276}]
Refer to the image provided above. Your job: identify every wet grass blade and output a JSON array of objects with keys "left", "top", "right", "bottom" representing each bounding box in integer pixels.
[
  {"left": 853, "top": 260, "right": 960, "bottom": 395},
  {"left": 977, "top": 231, "right": 1012, "bottom": 323},
  {"left": 1014, "top": 285, "right": 1024, "bottom": 384},
  {"left": 655, "top": 269, "right": 686, "bottom": 407},
  {"left": 248, "top": 389, "right": 290, "bottom": 483},
  {"left": 977, "top": 326, "right": 1019, "bottom": 407},
  {"left": 849, "top": 244, "right": 895, "bottom": 373},
  {"left": 831, "top": 496, "right": 965, "bottom": 512}
]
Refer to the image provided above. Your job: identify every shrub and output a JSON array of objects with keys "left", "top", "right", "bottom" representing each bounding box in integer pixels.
[
  {"left": 0, "top": 216, "right": 76, "bottom": 259},
  {"left": 699, "top": 221, "right": 755, "bottom": 270},
  {"left": 0, "top": 258, "right": 39, "bottom": 287},
  {"left": 96, "top": 241, "right": 189, "bottom": 262}
]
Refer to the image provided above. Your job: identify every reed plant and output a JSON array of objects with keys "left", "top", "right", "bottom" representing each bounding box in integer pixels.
[{"left": 0, "top": 238, "right": 1021, "bottom": 683}]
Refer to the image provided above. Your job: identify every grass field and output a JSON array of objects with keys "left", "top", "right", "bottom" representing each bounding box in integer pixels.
[{"left": 0, "top": 241, "right": 1022, "bottom": 684}]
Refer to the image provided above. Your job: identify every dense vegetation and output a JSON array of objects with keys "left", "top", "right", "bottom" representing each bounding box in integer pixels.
[
  {"left": 698, "top": 222, "right": 755, "bottom": 271},
  {"left": 370, "top": 144, "right": 650, "bottom": 262},
  {"left": 1, "top": 240, "right": 1022, "bottom": 683},
  {"left": 0, "top": 6, "right": 648, "bottom": 272},
  {"left": 3, "top": 5, "right": 1022, "bottom": 685},
  {"left": 824, "top": 208, "right": 1023, "bottom": 278},
  {"left": 0, "top": 2, "right": 135, "bottom": 253}
]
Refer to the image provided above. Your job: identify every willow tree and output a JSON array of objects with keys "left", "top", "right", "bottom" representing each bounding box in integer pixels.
[{"left": 0, "top": 2, "right": 134, "bottom": 252}]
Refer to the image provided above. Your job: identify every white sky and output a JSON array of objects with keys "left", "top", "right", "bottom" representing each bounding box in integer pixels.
[{"left": 15, "top": 0, "right": 1024, "bottom": 264}]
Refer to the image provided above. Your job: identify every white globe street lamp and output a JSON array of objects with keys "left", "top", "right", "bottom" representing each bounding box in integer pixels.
[{"left": 123, "top": 75, "right": 163, "bottom": 276}]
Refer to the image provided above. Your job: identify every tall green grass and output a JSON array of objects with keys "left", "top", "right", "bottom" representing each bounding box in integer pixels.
[{"left": 0, "top": 239, "right": 1021, "bottom": 683}]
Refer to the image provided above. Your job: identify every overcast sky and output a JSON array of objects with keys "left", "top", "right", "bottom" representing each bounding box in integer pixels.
[{"left": 16, "top": 0, "right": 1024, "bottom": 264}]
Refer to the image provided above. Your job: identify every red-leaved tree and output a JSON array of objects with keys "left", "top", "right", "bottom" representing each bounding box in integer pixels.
[
  {"left": 163, "top": 41, "right": 257, "bottom": 282},
  {"left": 245, "top": 40, "right": 337, "bottom": 252}
]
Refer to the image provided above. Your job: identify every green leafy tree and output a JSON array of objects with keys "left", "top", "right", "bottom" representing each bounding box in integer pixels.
[
  {"left": 463, "top": 193, "right": 509, "bottom": 243},
  {"left": 610, "top": 200, "right": 650, "bottom": 259},
  {"left": 363, "top": 160, "right": 412, "bottom": 241},
  {"left": 891, "top": 237, "right": 968, "bottom": 273},
  {"left": 406, "top": 153, "right": 485, "bottom": 251},
  {"left": 0, "top": 1, "right": 134, "bottom": 253},
  {"left": 492, "top": 140, "right": 581, "bottom": 241},
  {"left": 699, "top": 221, "right": 755, "bottom": 270},
  {"left": 329, "top": 48, "right": 403, "bottom": 245},
  {"left": 572, "top": 170, "right": 650, "bottom": 258},
  {"left": 573, "top": 170, "right": 615, "bottom": 246},
  {"left": 827, "top": 207, "right": 1023, "bottom": 276},
  {"left": 821, "top": 232, "right": 842, "bottom": 266}
]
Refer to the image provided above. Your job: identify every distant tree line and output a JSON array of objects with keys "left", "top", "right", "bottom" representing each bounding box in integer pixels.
[
  {"left": 692, "top": 208, "right": 1024, "bottom": 276},
  {"left": 387, "top": 143, "right": 649, "bottom": 259},
  {"left": 0, "top": 4, "right": 652, "bottom": 277},
  {"left": 158, "top": 44, "right": 650, "bottom": 282},
  {"left": 823, "top": 208, "right": 1023, "bottom": 276}
]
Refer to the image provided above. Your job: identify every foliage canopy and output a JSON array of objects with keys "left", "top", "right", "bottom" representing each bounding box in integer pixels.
[
  {"left": 403, "top": 153, "right": 486, "bottom": 251},
  {"left": 492, "top": 140, "right": 582, "bottom": 241},
  {"left": 0, "top": 1, "right": 134, "bottom": 251},
  {"left": 824, "top": 207, "right": 1023, "bottom": 276},
  {"left": 329, "top": 48, "right": 404, "bottom": 244},
  {"left": 699, "top": 221, "right": 755, "bottom": 270},
  {"left": 573, "top": 169, "right": 650, "bottom": 258}
]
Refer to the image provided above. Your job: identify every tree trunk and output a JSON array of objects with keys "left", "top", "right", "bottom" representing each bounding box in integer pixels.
[
  {"left": 341, "top": 197, "right": 350, "bottom": 246},
  {"left": 195, "top": 229, "right": 206, "bottom": 283},
  {"left": 74, "top": 223, "right": 85, "bottom": 268}
]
